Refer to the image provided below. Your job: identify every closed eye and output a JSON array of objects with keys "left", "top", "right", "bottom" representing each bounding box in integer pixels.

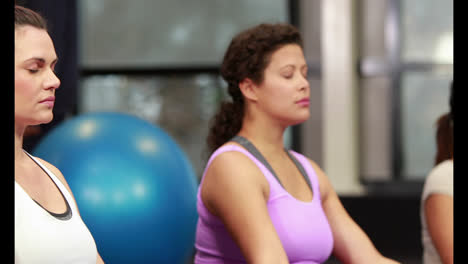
[
  {"left": 282, "top": 73, "right": 293, "bottom": 79},
  {"left": 23, "top": 57, "right": 58, "bottom": 74},
  {"left": 27, "top": 63, "right": 41, "bottom": 73}
]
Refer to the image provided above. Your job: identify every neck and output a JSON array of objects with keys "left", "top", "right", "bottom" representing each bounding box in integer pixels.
[
  {"left": 15, "top": 123, "right": 26, "bottom": 162},
  {"left": 237, "top": 110, "right": 287, "bottom": 155}
]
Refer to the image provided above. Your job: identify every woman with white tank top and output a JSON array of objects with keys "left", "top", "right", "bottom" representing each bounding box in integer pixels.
[{"left": 14, "top": 5, "right": 104, "bottom": 263}]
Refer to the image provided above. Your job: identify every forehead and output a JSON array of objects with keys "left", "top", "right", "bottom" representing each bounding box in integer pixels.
[
  {"left": 267, "top": 44, "right": 305, "bottom": 68},
  {"left": 15, "top": 25, "right": 56, "bottom": 61}
]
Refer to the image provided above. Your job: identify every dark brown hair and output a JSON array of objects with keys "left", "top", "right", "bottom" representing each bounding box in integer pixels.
[
  {"left": 15, "top": 5, "right": 47, "bottom": 30},
  {"left": 206, "top": 23, "right": 303, "bottom": 153},
  {"left": 434, "top": 113, "right": 453, "bottom": 165},
  {"left": 434, "top": 81, "right": 454, "bottom": 165}
]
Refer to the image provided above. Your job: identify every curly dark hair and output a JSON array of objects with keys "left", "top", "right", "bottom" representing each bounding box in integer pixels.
[{"left": 206, "top": 23, "right": 303, "bottom": 154}]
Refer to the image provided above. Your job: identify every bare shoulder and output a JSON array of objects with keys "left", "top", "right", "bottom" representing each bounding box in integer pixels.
[
  {"left": 201, "top": 144, "right": 269, "bottom": 214},
  {"left": 208, "top": 145, "right": 260, "bottom": 175},
  {"left": 204, "top": 146, "right": 267, "bottom": 186},
  {"left": 33, "top": 156, "right": 83, "bottom": 212},
  {"left": 34, "top": 157, "right": 64, "bottom": 179},
  {"left": 34, "top": 157, "right": 73, "bottom": 192}
]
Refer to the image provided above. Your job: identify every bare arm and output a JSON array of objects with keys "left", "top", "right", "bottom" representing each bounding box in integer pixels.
[
  {"left": 308, "top": 160, "right": 400, "bottom": 264},
  {"left": 201, "top": 151, "right": 289, "bottom": 264},
  {"left": 425, "top": 194, "right": 453, "bottom": 264}
]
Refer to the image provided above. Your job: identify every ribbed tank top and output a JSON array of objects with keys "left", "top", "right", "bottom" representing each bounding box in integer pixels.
[
  {"left": 195, "top": 139, "right": 334, "bottom": 264},
  {"left": 15, "top": 152, "right": 98, "bottom": 264}
]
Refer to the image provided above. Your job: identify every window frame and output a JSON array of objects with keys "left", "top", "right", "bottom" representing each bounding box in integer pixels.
[{"left": 358, "top": 0, "right": 453, "bottom": 194}]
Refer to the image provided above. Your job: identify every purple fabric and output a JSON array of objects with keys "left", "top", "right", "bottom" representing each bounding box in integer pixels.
[{"left": 194, "top": 145, "right": 334, "bottom": 264}]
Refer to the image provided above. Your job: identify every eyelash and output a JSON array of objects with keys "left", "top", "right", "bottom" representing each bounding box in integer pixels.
[
  {"left": 27, "top": 66, "right": 57, "bottom": 74},
  {"left": 283, "top": 72, "right": 307, "bottom": 79}
]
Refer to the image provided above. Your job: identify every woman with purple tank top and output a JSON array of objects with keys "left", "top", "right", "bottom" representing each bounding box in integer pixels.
[{"left": 194, "top": 23, "right": 400, "bottom": 264}]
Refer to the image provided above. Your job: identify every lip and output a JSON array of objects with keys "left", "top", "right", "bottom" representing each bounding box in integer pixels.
[
  {"left": 295, "top": 98, "right": 310, "bottom": 106},
  {"left": 39, "top": 96, "right": 55, "bottom": 108}
]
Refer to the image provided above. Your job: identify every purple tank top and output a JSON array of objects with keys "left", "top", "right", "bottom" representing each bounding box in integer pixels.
[{"left": 194, "top": 144, "right": 334, "bottom": 264}]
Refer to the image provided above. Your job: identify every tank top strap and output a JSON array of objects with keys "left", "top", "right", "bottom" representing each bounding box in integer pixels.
[
  {"left": 230, "top": 136, "right": 313, "bottom": 192},
  {"left": 288, "top": 151, "right": 322, "bottom": 201},
  {"left": 285, "top": 150, "right": 313, "bottom": 191},
  {"left": 200, "top": 144, "right": 281, "bottom": 190},
  {"left": 23, "top": 151, "right": 77, "bottom": 218},
  {"left": 230, "top": 136, "right": 287, "bottom": 189}
]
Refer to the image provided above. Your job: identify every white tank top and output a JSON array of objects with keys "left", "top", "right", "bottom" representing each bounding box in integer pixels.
[
  {"left": 15, "top": 152, "right": 98, "bottom": 264},
  {"left": 420, "top": 159, "right": 453, "bottom": 264}
]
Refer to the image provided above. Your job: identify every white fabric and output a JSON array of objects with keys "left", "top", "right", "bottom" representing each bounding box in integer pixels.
[
  {"left": 15, "top": 153, "right": 97, "bottom": 264},
  {"left": 420, "top": 159, "right": 453, "bottom": 264}
]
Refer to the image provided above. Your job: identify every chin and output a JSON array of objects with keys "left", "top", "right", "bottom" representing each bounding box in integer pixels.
[
  {"left": 294, "top": 112, "right": 310, "bottom": 124},
  {"left": 287, "top": 116, "right": 309, "bottom": 126},
  {"left": 16, "top": 111, "right": 53, "bottom": 127},
  {"left": 277, "top": 110, "right": 310, "bottom": 127},
  {"left": 43, "top": 115, "right": 54, "bottom": 124},
  {"left": 35, "top": 113, "right": 54, "bottom": 125}
]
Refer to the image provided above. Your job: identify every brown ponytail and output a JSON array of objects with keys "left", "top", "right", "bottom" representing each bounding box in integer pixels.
[
  {"left": 206, "top": 23, "right": 303, "bottom": 154},
  {"left": 206, "top": 99, "right": 244, "bottom": 154}
]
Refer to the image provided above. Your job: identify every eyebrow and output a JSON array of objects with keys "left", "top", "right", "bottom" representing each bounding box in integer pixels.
[{"left": 25, "top": 57, "right": 59, "bottom": 65}]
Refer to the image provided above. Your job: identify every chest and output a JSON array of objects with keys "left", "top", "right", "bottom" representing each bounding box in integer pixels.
[
  {"left": 267, "top": 156, "right": 314, "bottom": 203},
  {"left": 15, "top": 159, "right": 68, "bottom": 215},
  {"left": 266, "top": 195, "right": 334, "bottom": 263},
  {"left": 15, "top": 184, "right": 97, "bottom": 264}
]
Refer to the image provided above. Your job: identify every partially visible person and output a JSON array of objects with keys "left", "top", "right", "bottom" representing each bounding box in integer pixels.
[
  {"left": 420, "top": 81, "right": 454, "bottom": 264},
  {"left": 15, "top": 5, "right": 104, "bottom": 263}
]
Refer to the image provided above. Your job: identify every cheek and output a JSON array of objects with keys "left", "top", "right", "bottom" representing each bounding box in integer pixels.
[
  {"left": 15, "top": 74, "right": 36, "bottom": 110},
  {"left": 262, "top": 81, "right": 292, "bottom": 106}
]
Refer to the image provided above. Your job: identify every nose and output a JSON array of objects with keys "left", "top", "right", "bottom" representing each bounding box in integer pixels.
[
  {"left": 299, "top": 74, "right": 309, "bottom": 92},
  {"left": 45, "top": 69, "right": 61, "bottom": 90}
]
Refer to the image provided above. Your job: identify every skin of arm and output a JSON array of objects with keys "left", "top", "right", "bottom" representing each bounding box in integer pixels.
[
  {"left": 424, "top": 194, "right": 453, "bottom": 264},
  {"left": 37, "top": 158, "right": 106, "bottom": 264},
  {"left": 308, "top": 159, "right": 401, "bottom": 264},
  {"left": 201, "top": 150, "right": 290, "bottom": 264}
]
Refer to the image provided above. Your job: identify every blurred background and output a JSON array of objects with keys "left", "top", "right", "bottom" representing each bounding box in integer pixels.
[{"left": 18, "top": 0, "right": 453, "bottom": 263}]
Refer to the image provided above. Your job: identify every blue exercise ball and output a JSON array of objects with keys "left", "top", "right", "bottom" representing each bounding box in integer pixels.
[{"left": 33, "top": 112, "right": 198, "bottom": 264}]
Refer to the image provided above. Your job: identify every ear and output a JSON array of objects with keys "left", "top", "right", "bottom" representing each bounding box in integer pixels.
[{"left": 239, "top": 78, "right": 259, "bottom": 102}]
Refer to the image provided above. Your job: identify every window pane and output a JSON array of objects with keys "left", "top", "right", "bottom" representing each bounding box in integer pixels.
[
  {"left": 79, "top": 74, "right": 228, "bottom": 178},
  {"left": 401, "top": 0, "right": 453, "bottom": 63},
  {"left": 401, "top": 71, "right": 452, "bottom": 180},
  {"left": 79, "top": 0, "right": 288, "bottom": 68},
  {"left": 360, "top": 77, "right": 392, "bottom": 181}
]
